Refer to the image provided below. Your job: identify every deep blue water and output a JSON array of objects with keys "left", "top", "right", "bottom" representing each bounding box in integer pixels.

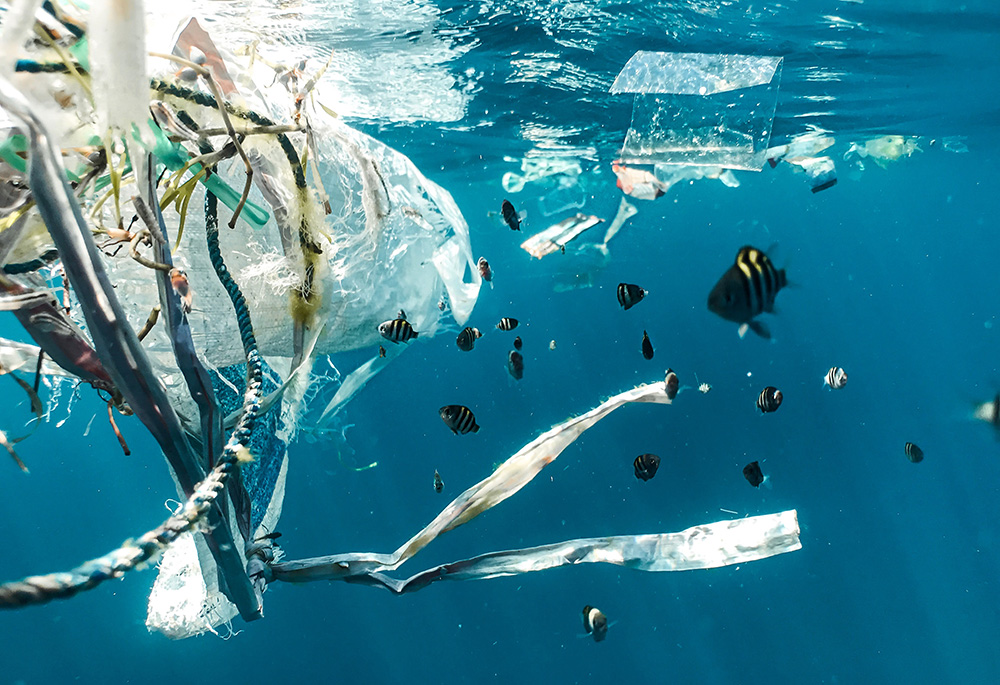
[{"left": 3, "top": 0, "right": 1000, "bottom": 683}]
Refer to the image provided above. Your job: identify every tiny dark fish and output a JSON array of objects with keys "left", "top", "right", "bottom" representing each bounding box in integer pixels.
[
  {"left": 743, "top": 461, "right": 765, "bottom": 487},
  {"left": 583, "top": 605, "right": 608, "bottom": 642},
  {"left": 254, "top": 531, "right": 282, "bottom": 541},
  {"left": 379, "top": 345, "right": 386, "bottom": 358},
  {"left": 433, "top": 469, "right": 444, "bottom": 493},
  {"left": 757, "top": 386, "right": 783, "bottom": 413},
  {"left": 478, "top": 256, "right": 492, "bottom": 283},
  {"left": 378, "top": 317, "right": 418, "bottom": 343},
  {"left": 508, "top": 350, "right": 524, "bottom": 380},
  {"left": 501, "top": 199, "right": 521, "bottom": 231},
  {"left": 664, "top": 368, "right": 679, "bottom": 400},
  {"left": 708, "top": 245, "right": 787, "bottom": 339},
  {"left": 904, "top": 442, "right": 924, "bottom": 463},
  {"left": 634, "top": 453, "right": 660, "bottom": 481},
  {"left": 824, "top": 366, "right": 848, "bottom": 389},
  {"left": 440, "top": 404, "right": 480, "bottom": 434},
  {"left": 456, "top": 326, "right": 482, "bottom": 352},
  {"left": 513, "top": 336, "right": 523, "bottom": 350},
  {"left": 497, "top": 317, "right": 519, "bottom": 331},
  {"left": 641, "top": 330, "right": 654, "bottom": 360},
  {"left": 617, "top": 282, "right": 646, "bottom": 311}
]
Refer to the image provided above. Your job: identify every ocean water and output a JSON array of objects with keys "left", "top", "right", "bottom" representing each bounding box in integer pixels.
[{"left": 2, "top": 0, "right": 1000, "bottom": 683}]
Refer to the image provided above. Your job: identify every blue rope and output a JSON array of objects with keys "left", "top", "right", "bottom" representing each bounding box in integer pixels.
[{"left": 204, "top": 191, "right": 262, "bottom": 450}]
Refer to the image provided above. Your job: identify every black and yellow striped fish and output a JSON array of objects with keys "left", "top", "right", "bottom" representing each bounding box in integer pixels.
[
  {"left": 439, "top": 405, "right": 480, "bottom": 434},
  {"left": 904, "top": 442, "right": 924, "bottom": 463},
  {"left": 634, "top": 453, "right": 660, "bottom": 481},
  {"left": 497, "top": 317, "right": 518, "bottom": 331},
  {"left": 757, "top": 386, "right": 783, "bottom": 413},
  {"left": 378, "top": 317, "right": 418, "bottom": 343},
  {"left": 708, "top": 245, "right": 787, "bottom": 339},
  {"left": 617, "top": 282, "right": 646, "bottom": 310}
]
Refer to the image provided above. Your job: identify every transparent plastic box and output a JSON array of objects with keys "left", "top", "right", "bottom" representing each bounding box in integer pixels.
[{"left": 611, "top": 51, "right": 783, "bottom": 170}]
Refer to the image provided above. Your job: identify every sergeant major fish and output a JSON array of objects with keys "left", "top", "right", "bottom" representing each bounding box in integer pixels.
[
  {"left": 508, "top": 350, "right": 524, "bottom": 380},
  {"left": 439, "top": 405, "right": 480, "bottom": 434},
  {"left": 824, "top": 366, "right": 848, "bottom": 389},
  {"left": 708, "top": 245, "right": 787, "bottom": 339},
  {"left": 497, "top": 317, "right": 519, "bottom": 331},
  {"left": 634, "top": 453, "right": 660, "bottom": 481},
  {"left": 456, "top": 326, "right": 482, "bottom": 352},
  {"left": 617, "top": 283, "right": 646, "bottom": 311},
  {"left": 757, "top": 386, "right": 783, "bottom": 413},
  {"left": 379, "top": 316, "right": 418, "bottom": 343},
  {"left": 478, "top": 256, "right": 493, "bottom": 287}
]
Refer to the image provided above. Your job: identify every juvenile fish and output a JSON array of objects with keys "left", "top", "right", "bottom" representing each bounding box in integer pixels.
[
  {"left": 513, "top": 336, "right": 523, "bottom": 351},
  {"left": 757, "top": 386, "right": 783, "bottom": 413},
  {"left": 433, "top": 469, "right": 444, "bottom": 493},
  {"left": 617, "top": 283, "right": 646, "bottom": 311},
  {"left": 379, "top": 345, "right": 386, "bottom": 358},
  {"left": 583, "top": 605, "right": 608, "bottom": 642},
  {"left": 973, "top": 393, "right": 1000, "bottom": 428},
  {"left": 708, "top": 245, "right": 787, "bottom": 339},
  {"left": 641, "top": 330, "right": 654, "bottom": 360},
  {"left": 169, "top": 268, "right": 193, "bottom": 314},
  {"left": 904, "top": 442, "right": 924, "bottom": 463},
  {"left": 478, "top": 257, "right": 493, "bottom": 285},
  {"left": 743, "top": 461, "right": 765, "bottom": 487},
  {"left": 634, "top": 453, "right": 660, "bottom": 481},
  {"left": 456, "top": 326, "right": 482, "bottom": 351},
  {"left": 379, "top": 317, "right": 418, "bottom": 343},
  {"left": 664, "top": 369, "right": 679, "bottom": 400},
  {"left": 440, "top": 405, "right": 480, "bottom": 434},
  {"left": 497, "top": 317, "right": 518, "bottom": 331},
  {"left": 508, "top": 350, "right": 524, "bottom": 380},
  {"left": 501, "top": 199, "right": 522, "bottom": 231},
  {"left": 824, "top": 366, "right": 848, "bottom": 389}
]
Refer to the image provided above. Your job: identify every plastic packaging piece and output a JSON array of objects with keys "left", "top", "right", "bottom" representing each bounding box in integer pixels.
[
  {"left": 844, "top": 134, "right": 921, "bottom": 170},
  {"left": 520, "top": 213, "right": 603, "bottom": 259},
  {"left": 611, "top": 51, "right": 782, "bottom": 170},
  {"left": 272, "top": 380, "right": 802, "bottom": 590}
]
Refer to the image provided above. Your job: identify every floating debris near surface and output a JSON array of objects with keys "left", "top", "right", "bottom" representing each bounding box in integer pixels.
[
  {"left": 520, "top": 213, "right": 603, "bottom": 259},
  {"left": 634, "top": 453, "right": 660, "bottom": 481},
  {"left": 699, "top": 382, "right": 711, "bottom": 394},
  {"left": 708, "top": 245, "right": 787, "bottom": 339},
  {"left": 583, "top": 605, "right": 608, "bottom": 642},
  {"left": 757, "top": 386, "right": 783, "bottom": 413},
  {"left": 904, "top": 442, "right": 924, "bottom": 463},
  {"left": 664, "top": 369, "right": 679, "bottom": 400},
  {"left": 743, "top": 461, "right": 765, "bottom": 487},
  {"left": 433, "top": 470, "right": 444, "bottom": 493},
  {"left": 641, "top": 330, "right": 654, "bottom": 360},
  {"left": 617, "top": 282, "right": 646, "bottom": 311},
  {"left": 508, "top": 350, "right": 524, "bottom": 380},
  {"left": 824, "top": 366, "right": 848, "bottom": 389},
  {"left": 497, "top": 317, "right": 518, "bottom": 331},
  {"left": 439, "top": 405, "right": 480, "bottom": 434},
  {"left": 456, "top": 326, "right": 482, "bottom": 351}
]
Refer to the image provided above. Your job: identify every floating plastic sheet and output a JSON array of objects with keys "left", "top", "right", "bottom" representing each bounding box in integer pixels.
[
  {"left": 611, "top": 51, "right": 782, "bottom": 170},
  {"left": 520, "top": 213, "right": 603, "bottom": 259},
  {"left": 271, "top": 381, "right": 801, "bottom": 590}
]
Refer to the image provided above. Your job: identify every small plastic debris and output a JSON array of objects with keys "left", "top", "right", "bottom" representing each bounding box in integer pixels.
[{"left": 520, "top": 213, "right": 603, "bottom": 259}]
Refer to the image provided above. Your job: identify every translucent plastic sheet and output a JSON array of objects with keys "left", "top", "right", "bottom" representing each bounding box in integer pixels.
[
  {"left": 611, "top": 51, "right": 782, "bottom": 170},
  {"left": 520, "top": 213, "right": 603, "bottom": 259},
  {"left": 272, "top": 381, "right": 802, "bottom": 589}
]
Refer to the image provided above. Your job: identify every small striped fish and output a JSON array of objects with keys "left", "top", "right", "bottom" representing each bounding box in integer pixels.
[
  {"left": 634, "top": 453, "right": 660, "bottom": 481},
  {"left": 617, "top": 282, "right": 646, "bottom": 310},
  {"left": 497, "top": 317, "right": 519, "bottom": 331},
  {"left": 379, "top": 317, "right": 418, "bottom": 343},
  {"left": 904, "top": 442, "right": 924, "bottom": 463},
  {"left": 757, "top": 386, "right": 783, "bottom": 413},
  {"left": 439, "top": 405, "right": 480, "bottom": 434},
  {"left": 708, "top": 245, "right": 787, "bottom": 339},
  {"left": 824, "top": 366, "right": 848, "bottom": 389},
  {"left": 456, "top": 326, "right": 482, "bottom": 351}
]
